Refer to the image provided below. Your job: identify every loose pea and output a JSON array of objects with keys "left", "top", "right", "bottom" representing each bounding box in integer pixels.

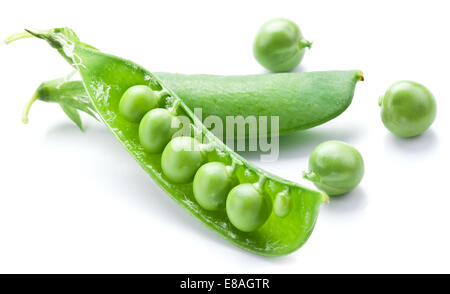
[
  {"left": 119, "top": 85, "right": 158, "bottom": 122},
  {"left": 139, "top": 108, "right": 180, "bottom": 153},
  {"left": 226, "top": 184, "right": 270, "bottom": 232},
  {"left": 379, "top": 81, "right": 436, "bottom": 137},
  {"left": 193, "top": 162, "right": 232, "bottom": 211},
  {"left": 253, "top": 18, "right": 311, "bottom": 72},
  {"left": 303, "top": 141, "right": 364, "bottom": 196},
  {"left": 161, "top": 136, "right": 205, "bottom": 184}
]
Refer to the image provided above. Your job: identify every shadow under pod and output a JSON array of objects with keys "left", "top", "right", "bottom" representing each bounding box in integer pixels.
[
  {"left": 259, "top": 64, "right": 308, "bottom": 74},
  {"left": 237, "top": 122, "right": 364, "bottom": 161}
]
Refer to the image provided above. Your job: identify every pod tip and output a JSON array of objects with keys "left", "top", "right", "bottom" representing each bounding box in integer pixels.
[{"left": 356, "top": 71, "right": 364, "bottom": 81}]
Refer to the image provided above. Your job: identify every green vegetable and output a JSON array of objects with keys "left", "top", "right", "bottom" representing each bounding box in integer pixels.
[
  {"left": 139, "top": 108, "right": 181, "bottom": 153},
  {"left": 161, "top": 136, "right": 206, "bottom": 184},
  {"left": 193, "top": 162, "right": 232, "bottom": 211},
  {"left": 156, "top": 71, "right": 363, "bottom": 138},
  {"left": 253, "top": 18, "right": 311, "bottom": 72},
  {"left": 20, "top": 71, "right": 363, "bottom": 137},
  {"left": 7, "top": 28, "right": 328, "bottom": 256},
  {"left": 226, "top": 183, "right": 271, "bottom": 232},
  {"left": 379, "top": 81, "right": 437, "bottom": 137},
  {"left": 303, "top": 140, "right": 364, "bottom": 196},
  {"left": 119, "top": 85, "right": 159, "bottom": 122}
]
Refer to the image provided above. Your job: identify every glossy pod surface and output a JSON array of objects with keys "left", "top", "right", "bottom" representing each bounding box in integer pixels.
[{"left": 12, "top": 28, "right": 328, "bottom": 256}]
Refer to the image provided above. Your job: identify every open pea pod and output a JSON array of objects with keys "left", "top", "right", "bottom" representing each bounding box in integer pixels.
[{"left": 7, "top": 28, "right": 327, "bottom": 256}]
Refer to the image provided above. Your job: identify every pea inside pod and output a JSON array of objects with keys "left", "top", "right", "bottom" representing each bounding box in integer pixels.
[
  {"left": 193, "top": 162, "right": 233, "bottom": 211},
  {"left": 139, "top": 108, "right": 181, "bottom": 153},
  {"left": 273, "top": 191, "right": 292, "bottom": 218},
  {"left": 161, "top": 136, "right": 206, "bottom": 184},
  {"left": 119, "top": 85, "right": 159, "bottom": 122},
  {"left": 226, "top": 183, "right": 271, "bottom": 232}
]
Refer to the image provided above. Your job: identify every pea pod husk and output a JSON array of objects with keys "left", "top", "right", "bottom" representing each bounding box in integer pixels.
[
  {"left": 7, "top": 27, "right": 328, "bottom": 256},
  {"left": 156, "top": 70, "right": 363, "bottom": 137}
]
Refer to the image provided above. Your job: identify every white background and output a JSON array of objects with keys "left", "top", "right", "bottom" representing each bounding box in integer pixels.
[{"left": 0, "top": 0, "right": 449, "bottom": 273}]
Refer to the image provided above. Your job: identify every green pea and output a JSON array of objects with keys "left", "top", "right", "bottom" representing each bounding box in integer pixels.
[
  {"left": 119, "top": 85, "right": 158, "bottom": 122},
  {"left": 379, "top": 81, "right": 436, "bottom": 137},
  {"left": 161, "top": 136, "right": 205, "bottom": 184},
  {"left": 226, "top": 184, "right": 270, "bottom": 232},
  {"left": 273, "top": 192, "right": 292, "bottom": 218},
  {"left": 193, "top": 162, "right": 232, "bottom": 211},
  {"left": 303, "top": 141, "right": 364, "bottom": 196},
  {"left": 253, "top": 18, "right": 311, "bottom": 72},
  {"left": 139, "top": 108, "right": 180, "bottom": 153}
]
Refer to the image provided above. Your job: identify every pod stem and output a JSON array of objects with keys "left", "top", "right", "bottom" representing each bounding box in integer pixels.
[
  {"left": 4, "top": 31, "right": 34, "bottom": 44},
  {"left": 254, "top": 176, "right": 266, "bottom": 192},
  {"left": 299, "top": 38, "right": 312, "bottom": 49},
  {"left": 157, "top": 89, "right": 169, "bottom": 99},
  {"left": 302, "top": 171, "right": 320, "bottom": 183},
  {"left": 22, "top": 92, "right": 39, "bottom": 124}
]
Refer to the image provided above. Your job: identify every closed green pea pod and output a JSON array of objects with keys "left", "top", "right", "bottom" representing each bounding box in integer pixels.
[{"left": 156, "top": 71, "right": 363, "bottom": 138}]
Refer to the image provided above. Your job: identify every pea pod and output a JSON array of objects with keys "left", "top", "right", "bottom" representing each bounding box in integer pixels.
[
  {"left": 24, "top": 71, "right": 363, "bottom": 136},
  {"left": 156, "top": 71, "right": 363, "bottom": 138},
  {"left": 7, "top": 28, "right": 328, "bottom": 256}
]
